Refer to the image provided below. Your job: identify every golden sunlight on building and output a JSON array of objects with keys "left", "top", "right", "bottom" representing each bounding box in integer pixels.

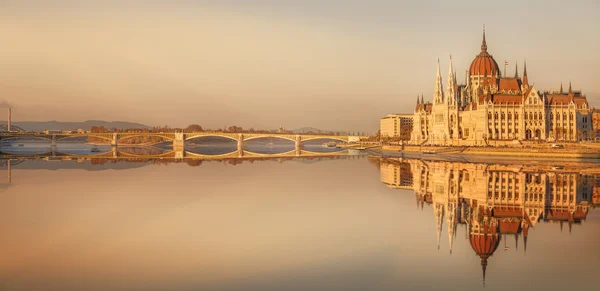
[{"left": 379, "top": 114, "right": 413, "bottom": 141}]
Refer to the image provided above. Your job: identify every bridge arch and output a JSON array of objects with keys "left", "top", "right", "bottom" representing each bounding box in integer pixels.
[
  {"left": 119, "top": 133, "right": 176, "bottom": 142},
  {"left": 116, "top": 134, "right": 174, "bottom": 144},
  {"left": 243, "top": 135, "right": 296, "bottom": 143},
  {"left": 185, "top": 133, "right": 240, "bottom": 142}
]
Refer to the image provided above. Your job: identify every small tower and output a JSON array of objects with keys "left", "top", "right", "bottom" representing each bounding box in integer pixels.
[
  {"left": 434, "top": 59, "right": 444, "bottom": 104},
  {"left": 446, "top": 55, "right": 457, "bottom": 106},
  {"left": 560, "top": 82, "right": 563, "bottom": 94},
  {"left": 522, "top": 61, "right": 529, "bottom": 88}
]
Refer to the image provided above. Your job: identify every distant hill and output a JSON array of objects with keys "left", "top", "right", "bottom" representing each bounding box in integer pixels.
[
  {"left": 292, "top": 127, "right": 349, "bottom": 135},
  {"left": 0, "top": 124, "right": 25, "bottom": 132},
  {"left": 2, "top": 120, "right": 151, "bottom": 132}
]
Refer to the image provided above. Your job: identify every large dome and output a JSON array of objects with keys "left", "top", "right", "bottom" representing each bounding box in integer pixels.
[{"left": 469, "top": 28, "right": 500, "bottom": 77}]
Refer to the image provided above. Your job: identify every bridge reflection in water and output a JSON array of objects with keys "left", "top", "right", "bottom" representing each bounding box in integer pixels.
[
  {"left": 0, "top": 145, "right": 355, "bottom": 161},
  {"left": 373, "top": 156, "right": 600, "bottom": 287}
]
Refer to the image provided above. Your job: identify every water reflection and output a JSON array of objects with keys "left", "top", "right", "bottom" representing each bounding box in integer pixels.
[
  {"left": 0, "top": 153, "right": 599, "bottom": 290},
  {"left": 375, "top": 156, "right": 600, "bottom": 287}
]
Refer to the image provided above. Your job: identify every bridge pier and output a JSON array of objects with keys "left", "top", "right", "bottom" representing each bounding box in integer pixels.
[
  {"left": 7, "top": 159, "right": 11, "bottom": 184},
  {"left": 51, "top": 134, "right": 57, "bottom": 147},
  {"left": 111, "top": 146, "right": 118, "bottom": 158},
  {"left": 237, "top": 134, "right": 244, "bottom": 152},
  {"left": 173, "top": 132, "right": 185, "bottom": 156},
  {"left": 111, "top": 133, "right": 118, "bottom": 147},
  {"left": 295, "top": 134, "right": 302, "bottom": 149}
]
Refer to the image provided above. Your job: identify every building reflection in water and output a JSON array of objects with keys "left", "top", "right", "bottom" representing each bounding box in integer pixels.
[{"left": 376, "top": 156, "right": 599, "bottom": 287}]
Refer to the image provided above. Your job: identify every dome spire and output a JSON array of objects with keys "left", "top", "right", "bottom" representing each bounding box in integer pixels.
[
  {"left": 481, "top": 24, "right": 488, "bottom": 52},
  {"left": 569, "top": 80, "right": 572, "bottom": 94},
  {"left": 481, "top": 258, "right": 488, "bottom": 288}
]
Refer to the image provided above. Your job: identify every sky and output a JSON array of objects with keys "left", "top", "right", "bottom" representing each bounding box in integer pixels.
[{"left": 0, "top": 0, "right": 599, "bottom": 132}]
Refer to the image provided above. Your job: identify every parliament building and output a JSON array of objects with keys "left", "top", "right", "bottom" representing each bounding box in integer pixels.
[{"left": 411, "top": 28, "right": 593, "bottom": 146}]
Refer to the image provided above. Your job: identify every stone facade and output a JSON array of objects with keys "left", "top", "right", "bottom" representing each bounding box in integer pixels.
[
  {"left": 411, "top": 28, "right": 593, "bottom": 146},
  {"left": 380, "top": 114, "right": 413, "bottom": 140}
]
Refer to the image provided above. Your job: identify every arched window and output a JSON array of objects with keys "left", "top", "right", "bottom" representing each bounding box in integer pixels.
[
  {"left": 550, "top": 112, "right": 553, "bottom": 119},
  {"left": 501, "top": 112, "right": 505, "bottom": 120},
  {"left": 529, "top": 112, "right": 533, "bottom": 120},
  {"left": 563, "top": 113, "right": 567, "bottom": 120},
  {"left": 508, "top": 112, "right": 512, "bottom": 120},
  {"left": 488, "top": 112, "right": 492, "bottom": 120},
  {"left": 569, "top": 113, "right": 573, "bottom": 120},
  {"left": 534, "top": 113, "right": 538, "bottom": 120},
  {"left": 515, "top": 113, "right": 519, "bottom": 120},
  {"left": 494, "top": 112, "right": 498, "bottom": 119},
  {"left": 557, "top": 113, "right": 561, "bottom": 120}
]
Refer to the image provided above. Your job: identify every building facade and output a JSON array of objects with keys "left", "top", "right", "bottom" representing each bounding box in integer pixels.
[
  {"left": 411, "top": 28, "right": 593, "bottom": 146},
  {"left": 380, "top": 114, "right": 413, "bottom": 140},
  {"left": 592, "top": 109, "right": 600, "bottom": 139}
]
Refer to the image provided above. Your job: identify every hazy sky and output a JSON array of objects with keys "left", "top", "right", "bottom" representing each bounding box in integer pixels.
[{"left": 1, "top": 0, "right": 599, "bottom": 132}]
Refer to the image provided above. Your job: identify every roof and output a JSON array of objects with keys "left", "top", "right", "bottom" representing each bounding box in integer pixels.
[
  {"left": 415, "top": 102, "right": 432, "bottom": 113},
  {"left": 499, "top": 220, "right": 521, "bottom": 234},
  {"left": 546, "top": 93, "right": 589, "bottom": 109},
  {"left": 492, "top": 94, "right": 523, "bottom": 105},
  {"left": 498, "top": 78, "right": 522, "bottom": 92}
]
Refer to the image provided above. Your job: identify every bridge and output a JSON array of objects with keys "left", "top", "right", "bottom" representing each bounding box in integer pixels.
[
  {"left": 0, "top": 131, "right": 363, "bottom": 157},
  {"left": 0, "top": 146, "right": 356, "bottom": 161}
]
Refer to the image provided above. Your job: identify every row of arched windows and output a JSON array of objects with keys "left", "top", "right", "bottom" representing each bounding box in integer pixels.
[
  {"left": 549, "top": 112, "right": 574, "bottom": 120},
  {"left": 488, "top": 112, "right": 520, "bottom": 120},
  {"left": 524, "top": 112, "right": 543, "bottom": 120}
]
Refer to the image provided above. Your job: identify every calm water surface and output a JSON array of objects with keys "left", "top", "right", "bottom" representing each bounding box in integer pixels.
[{"left": 0, "top": 147, "right": 599, "bottom": 291}]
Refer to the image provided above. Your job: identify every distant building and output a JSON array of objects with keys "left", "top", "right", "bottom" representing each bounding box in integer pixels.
[
  {"left": 592, "top": 109, "right": 600, "bottom": 139},
  {"left": 380, "top": 114, "right": 413, "bottom": 140},
  {"left": 410, "top": 27, "right": 593, "bottom": 146},
  {"left": 43, "top": 130, "right": 62, "bottom": 134}
]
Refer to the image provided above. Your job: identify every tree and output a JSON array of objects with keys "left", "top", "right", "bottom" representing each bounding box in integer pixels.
[{"left": 185, "top": 124, "right": 203, "bottom": 132}]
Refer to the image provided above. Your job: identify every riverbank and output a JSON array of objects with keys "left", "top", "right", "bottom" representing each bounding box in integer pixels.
[{"left": 380, "top": 145, "right": 600, "bottom": 159}]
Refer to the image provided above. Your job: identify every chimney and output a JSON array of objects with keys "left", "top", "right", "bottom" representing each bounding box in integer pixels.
[{"left": 7, "top": 108, "right": 11, "bottom": 132}]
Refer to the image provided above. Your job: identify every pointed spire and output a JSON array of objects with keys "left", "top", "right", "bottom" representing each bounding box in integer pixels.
[
  {"left": 514, "top": 62, "right": 519, "bottom": 78},
  {"left": 481, "top": 258, "right": 488, "bottom": 288},
  {"left": 523, "top": 60, "right": 529, "bottom": 86},
  {"left": 434, "top": 58, "right": 444, "bottom": 104},
  {"left": 417, "top": 94, "right": 421, "bottom": 105},
  {"left": 569, "top": 221, "right": 573, "bottom": 235},
  {"left": 421, "top": 94, "right": 424, "bottom": 105},
  {"left": 446, "top": 55, "right": 457, "bottom": 105},
  {"left": 560, "top": 220, "right": 564, "bottom": 233},
  {"left": 560, "top": 82, "right": 563, "bottom": 94},
  {"left": 481, "top": 24, "right": 488, "bottom": 52},
  {"left": 568, "top": 80, "right": 572, "bottom": 94}
]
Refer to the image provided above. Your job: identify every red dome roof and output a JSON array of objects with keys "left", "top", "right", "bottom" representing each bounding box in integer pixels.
[
  {"left": 470, "top": 233, "right": 500, "bottom": 260},
  {"left": 469, "top": 28, "right": 500, "bottom": 77}
]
